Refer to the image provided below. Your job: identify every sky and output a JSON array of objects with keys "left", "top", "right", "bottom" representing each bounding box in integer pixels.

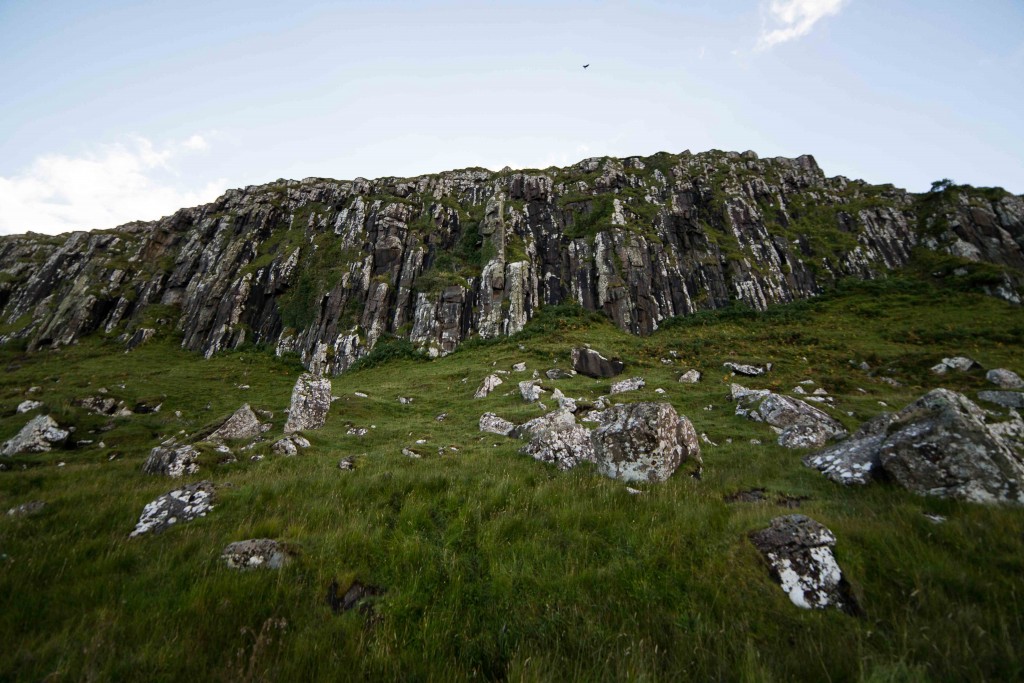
[{"left": 1, "top": 0, "right": 1022, "bottom": 235}]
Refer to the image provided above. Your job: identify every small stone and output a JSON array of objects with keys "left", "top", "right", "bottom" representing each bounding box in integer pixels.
[
  {"left": 338, "top": 457, "right": 356, "bottom": 470},
  {"left": 474, "top": 374, "right": 503, "bottom": 399},
  {"left": 512, "top": 362, "right": 527, "bottom": 372},
  {"left": 222, "top": 539, "right": 292, "bottom": 570},
  {"left": 723, "top": 362, "right": 768, "bottom": 376},
  {"left": 654, "top": 388, "right": 666, "bottom": 394},
  {"left": 402, "top": 448, "right": 422, "bottom": 459},
  {"left": 923, "top": 513, "right": 946, "bottom": 524},
  {"left": 435, "top": 413, "right": 448, "bottom": 422},
  {"left": 545, "top": 368, "right": 576, "bottom": 380},
  {"left": 610, "top": 377, "right": 645, "bottom": 394},
  {"left": 7, "top": 500, "right": 45, "bottom": 517},
  {"left": 398, "top": 396, "right": 413, "bottom": 404},
  {"left": 16, "top": 400, "right": 43, "bottom": 414},
  {"left": 354, "top": 391, "right": 368, "bottom": 398},
  {"left": 678, "top": 369, "right": 702, "bottom": 384}
]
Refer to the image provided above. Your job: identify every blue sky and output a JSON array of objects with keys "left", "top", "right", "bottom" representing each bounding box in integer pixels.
[{"left": 1, "top": 0, "right": 1022, "bottom": 234}]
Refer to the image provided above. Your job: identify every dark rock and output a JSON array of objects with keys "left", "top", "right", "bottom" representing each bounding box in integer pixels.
[
  {"left": 7, "top": 500, "right": 45, "bottom": 517},
  {"left": 124, "top": 327, "right": 155, "bottom": 351},
  {"left": 572, "top": 347, "right": 624, "bottom": 379},
  {"left": 803, "top": 413, "right": 896, "bottom": 485},
  {"left": 1, "top": 415, "right": 69, "bottom": 456},
  {"left": 284, "top": 373, "right": 332, "bottom": 433},
  {"left": 590, "top": 402, "right": 701, "bottom": 482},
  {"left": 129, "top": 480, "right": 215, "bottom": 537},
  {"left": 749, "top": 515, "right": 858, "bottom": 614},
  {"left": 222, "top": 539, "right": 292, "bottom": 569}
]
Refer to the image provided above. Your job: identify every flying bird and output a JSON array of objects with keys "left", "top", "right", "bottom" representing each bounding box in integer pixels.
[{"left": 583, "top": 64, "right": 589, "bottom": 69}]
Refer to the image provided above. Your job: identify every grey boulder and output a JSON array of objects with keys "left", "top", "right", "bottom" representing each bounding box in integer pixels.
[
  {"left": 1, "top": 415, "right": 69, "bottom": 456},
  {"left": 272, "top": 434, "right": 311, "bottom": 456},
  {"left": 571, "top": 347, "right": 624, "bottom": 379},
  {"left": 610, "top": 377, "right": 645, "bottom": 394},
  {"left": 16, "top": 400, "right": 43, "bottom": 414},
  {"left": 803, "top": 413, "right": 896, "bottom": 485},
  {"left": 209, "top": 404, "right": 268, "bottom": 442},
  {"left": 590, "top": 402, "right": 701, "bottom": 482},
  {"left": 733, "top": 387, "right": 847, "bottom": 448},
  {"left": 129, "top": 481, "right": 216, "bottom": 537},
  {"left": 222, "top": 539, "right": 292, "bottom": 570},
  {"left": 977, "top": 391, "right": 1024, "bottom": 409},
  {"left": 724, "top": 361, "right": 769, "bottom": 376},
  {"left": 284, "top": 373, "right": 332, "bottom": 433},
  {"left": 142, "top": 442, "right": 200, "bottom": 477},
  {"left": 678, "top": 369, "right": 702, "bottom": 384},
  {"left": 479, "top": 412, "right": 516, "bottom": 436}
]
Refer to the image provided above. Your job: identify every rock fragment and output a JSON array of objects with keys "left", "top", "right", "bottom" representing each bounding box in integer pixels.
[
  {"left": 1, "top": 415, "right": 69, "bottom": 456},
  {"left": 129, "top": 481, "right": 215, "bottom": 537},
  {"left": 474, "top": 374, "right": 503, "bottom": 399}
]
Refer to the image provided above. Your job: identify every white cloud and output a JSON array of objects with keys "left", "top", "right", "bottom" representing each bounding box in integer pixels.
[
  {"left": 0, "top": 135, "right": 226, "bottom": 235},
  {"left": 757, "top": 0, "right": 848, "bottom": 50}
]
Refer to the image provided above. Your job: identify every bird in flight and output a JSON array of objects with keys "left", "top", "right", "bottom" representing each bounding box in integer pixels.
[{"left": 583, "top": 64, "right": 589, "bottom": 69}]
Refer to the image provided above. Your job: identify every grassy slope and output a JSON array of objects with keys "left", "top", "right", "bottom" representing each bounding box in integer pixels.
[{"left": 1, "top": 264, "right": 1023, "bottom": 682}]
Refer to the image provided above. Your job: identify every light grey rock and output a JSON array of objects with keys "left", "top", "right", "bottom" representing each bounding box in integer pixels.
[
  {"left": 734, "top": 389, "right": 847, "bottom": 448},
  {"left": 749, "top": 515, "right": 857, "bottom": 613},
  {"left": 338, "top": 456, "right": 356, "bottom": 470},
  {"left": 987, "top": 368, "right": 1024, "bottom": 389},
  {"left": 515, "top": 408, "right": 577, "bottom": 439},
  {"left": 284, "top": 373, "right": 332, "bottom": 433},
  {"left": 792, "top": 386, "right": 807, "bottom": 395},
  {"left": 398, "top": 396, "right": 413, "bottom": 404},
  {"left": 977, "top": 391, "right": 1024, "bottom": 409},
  {"left": 1, "top": 415, "right": 69, "bottom": 456},
  {"left": 590, "top": 402, "right": 702, "bottom": 482},
  {"left": 402, "top": 447, "right": 422, "bottom": 458},
  {"left": 610, "top": 377, "right": 645, "bottom": 394},
  {"left": 474, "top": 374, "right": 503, "bottom": 399},
  {"left": 209, "top": 404, "right": 268, "bottom": 442},
  {"left": 521, "top": 423, "right": 595, "bottom": 470},
  {"left": 78, "top": 396, "right": 120, "bottom": 415},
  {"left": 931, "top": 356, "right": 981, "bottom": 374},
  {"left": 7, "top": 500, "right": 45, "bottom": 517},
  {"left": 724, "top": 361, "right": 768, "bottom": 376},
  {"left": 512, "top": 362, "right": 527, "bottom": 372},
  {"left": 222, "top": 539, "right": 292, "bottom": 570},
  {"left": 519, "top": 380, "right": 545, "bottom": 402},
  {"left": 142, "top": 443, "right": 200, "bottom": 477},
  {"left": 730, "top": 383, "right": 771, "bottom": 404},
  {"left": 678, "top": 369, "right": 702, "bottom": 384},
  {"left": 571, "top": 347, "right": 624, "bottom": 379},
  {"left": 15, "top": 400, "right": 43, "bottom": 414},
  {"left": 803, "top": 413, "right": 896, "bottom": 485},
  {"left": 272, "top": 434, "right": 311, "bottom": 456},
  {"left": 129, "top": 481, "right": 215, "bottom": 537},
  {"left": 545, "top": 368, "right": 576, "bottom": 380}
]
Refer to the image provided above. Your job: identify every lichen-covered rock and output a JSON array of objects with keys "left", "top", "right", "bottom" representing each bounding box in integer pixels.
[
  {"left": 77, "top": 396, "right": 120, "bottom": 415},
  {"left": 15, "top": 400, "right": 43, "bottom": 414},
  {"left": 749, "top": 515, "right": 858, "bottom": 613},
  {"left": 724, "top": 362, "right": 769, "bottom": 376},
  {"left": 479, "top": 412, "right": 516, "bottom": 436},
  {"left": 142, "top": 442, "right": 200, "bottom": 477},
  {"left": 987, "top": 368, "right": 1024, "bottom": 389},
  {"left": 272, "top": 434, "right": 311, "bottom": 456},
  {"left": 521, "top": 423, "right": 595, "bottom": 470},
  {"left": 515, "top": 408, "right": 577, "bottom": 439},
  {"left": 512, "top": 362, "right": 527, "bottom": 372},
  {"left": 733, "top": 389, "right": 847, "bottom": 448},
  {"left": 977, "top": 391, "right": 1024, "bottom": 409},
  {"left": 519, "top": 380, "right": 545, "bottom": 402},
  {"left": 209, "top": 404, "right": 268, "bottom": 441},
  {"left": 931, "top": 356, "right": 981, "bottom": 374},
  {"left": 803, "top": 413, "right": 896, "bottom": 485},
  {"left": 1, "top": 415, "right": 69, "bottom": 456},
  {"left": 590, "top": 402, "right": 701, "bottom": 482},
  {"left": 474, "top": 374, "right": 503, "bottom": 399},
  {"left": 284, "top": 373, "right": 332, "bottom": 433},
  {"left": 222, "top": 539, "right": 292, "bottom": 570},
  {"left": 572, "top": 347, "right": 624, "bottom": 379},
  {"left": 129, "top": 481, "right": 215, "bottom": 537},
  {"left": 610, "top": 377, "right": 645, "bottom": 394},
  {"left": 678, "top": 370, "right": 702, "bottom": 384}
]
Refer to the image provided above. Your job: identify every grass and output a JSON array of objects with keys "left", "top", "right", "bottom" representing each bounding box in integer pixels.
[{"left": 1, "top": 264, "right": 1023, "bottom": 681}]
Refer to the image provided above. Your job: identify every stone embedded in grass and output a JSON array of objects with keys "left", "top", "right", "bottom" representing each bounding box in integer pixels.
[
  {"left": 749, "top": 514, "right": 858, "bottom": 614},
  {"left": 545, "top": 368, "right": 576, "bottom": 380},
  {"left": 7, "top": 500, "right": 45, "bottom": 517},
  {"left": 284, "top": 373, "right": 332, "bottom": 433},
  {"left": 222, "top": 539, "right": 292, "bottom": 570},
  {"left": 931, "top": 356, "right": 981, "bottom": 374},
  {"left": 129, "top": 481, "right": 215, "bottom": 537},
  {"left": 124, "top": 327, "right": 155, "bottom": 351},
  {"left": 678, "top": 369, "right": 701, "bottom": 384},
  {"left": 610, "top": 377, "right": 645, "bottom": 394},
  {"left": 479, "top": 413, "right": 516, "bottom": 436},
  {"left": 519, "top": 380, "right": 545, "bottom": 402},
  {"left": 1, "top": 415, "right": 69, "bottom": 456},
  {"left": 571, "top": 347, "right": 624, "bottom": 379},
  {"left": 512, "top": 362, "right": 527, "bottom": 372},
  {"left": 987, "top": 368, "right": 1024, "bottom": 389},
  {"left": 519, "top": 408, "right": 595, "bottom": 470},
  {"left": 16, "top": 400, "right": 43, "bottom": 414},
  {"left": 326, "top": 578, "right": 383, "bottom": 615},
  {"left": 732, "top": 386, "right": 847, "bottom": 449},
  {"left": 474, "top": 374, "right": 503, "bottom": 399},
  {"left": 590, "top": 402, "right": 702, "bottom": 483},
  {"left": 142, "top": 442, "right": 200, "bottom": 477},
  {"left": 338, "top": 457, "right": 356, "bottom": 470},
  {"left": 208, "top": 404, "right": 269, "bottom": 442},
  {"left": 723, "top": 361, "right": 770, "bottom": 376},
  {"left": 272, "top": 434, "right": 311, "bottom": 456}
]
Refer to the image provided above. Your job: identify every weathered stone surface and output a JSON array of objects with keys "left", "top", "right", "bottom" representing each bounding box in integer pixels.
[
  {"left": 987, "top": 368, "right": 1024, "bottom": 389},
  {"left": 519, "top": 380, "right": 545, "bottom": 402},
  {"left": 77, "top": 396, "right": 120, "bottom": 415},
  {"left": 272, "top": 434, "right": 311, "bottom": 456},
  {"left": 209, "top": 404, "right": 268, "bottom": 441},
  {"left": 733, "top": 389, "right": 847, "bottom": 448},
  {"left": 338, "top": 456, "right": 356, "bottom": 470},
  {"left": 222, "top": 539, "right": 292, "bottom": 570},
  {"left": 1, "top": 415, "right": 69, "bottom": 456},
  {"left": 572, "top": 347, "right": 624, "bottom": 378},
  {"left": 977, "top": 391, "right": 1024, "bottom": 409},
  {"left": 124, "top": 327, "right": 155, "bottom": 351},
  {"left": 129, "top": 481, "right": 215, "bottom": 537},
  {"left": 521, "top": 423, "right": 595, "bottom": 470},
  {"left": 479, "top": 412, "right": 516, "bottom": 436},
  {"left": 724, "top": 361, "right": 768, "bottom": 376},
  {"left": 803, "top": 413, "right": 896, "bottom": 485},
  {"left": 590, "top": 402, "right": 701, "bottom": 482},
  {"left": 7, "top": 500, "right": 45, "bottom": 517},
  {"left": 931, "top": 356, "right": 981, "bottom": 374},
  {"left": 678, "top": 369, "right": 702, "bottom": 384},
  {"left": 515, "top": 408, "right": 577, "bottom": 439},
  {"left": 512, "top": 362, "right": 527, "bottom": 372},
  {"left": 142, "top": 442, "right": 200, "bottom": 477},
  {"left": 610, "top": 377, "right": 645, "bottom": 394},
  {"left": 284, "top": 373, "right": 332, "bottom": 433},
  {"left": 474, "top": 374, "right": 503, "bottom": 399},
  {"left": 545, "top": 368, "right": 575, "bottom": 380},
  {"left": 15, "top": 400, "right": 43, "bottom": 414},
  {"left": 750, "top": 515, "right": 857, "bottom": 613}
]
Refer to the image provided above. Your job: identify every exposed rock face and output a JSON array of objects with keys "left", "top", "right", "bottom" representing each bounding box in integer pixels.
[
  {"left": 749, "top": 515, "right": 857, "bottom": 614},
  {"left": 723, "top": 362, "right": 768, "bottom": 377},
  {"left": 142, "top": 443, "right": 200, "bottom": 477},
  {"left": 977, "top": 391, "right": 1024, "bottom": 409},
  {"left": 209, "top": 404, "right": 268, "bottom": 441},
  {"left": 479, "top": 412, "right": 516, "bottom": 436},
  {"left": 1, "top": 151, "right": 1021, "bottom": 372},
  {"left": 129, "top": 480, "right": 215, "bottom": 537},
  {"left": 284, "top": 373, "right": 332, "bottom": 433},
  {"left": 222, "top": 539, "right": 292, "bottom": 569},
  {"left": 987, "top": 368, "right": 1024, "bottom": 389},
  {"left": 589, "top": 402, "right": 701, "bottom": 482},
  {"left": 733, "top": 388, "right": 847, "bottom": 448},
  {"left": 1, "top": 415, "right": 69, "bottom": 456},
  {"left": 931, "top": 356, "right": 981, "bottom": 374},
  {"left": 572, "top": 347, "right": 625, "bottom": 379},
  {"left": 803, "top": 413, "right": 896, "bottom": 485},
  {"left": 474, "top": 374, "right": 503, "bottom": 399},
  {"left": 610, "top": 377, "right": 645, "bottom": 394}
]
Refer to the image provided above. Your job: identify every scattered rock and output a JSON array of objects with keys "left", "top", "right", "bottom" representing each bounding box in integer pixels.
[
  {"left": 519, "top": 380, "right": 545, "bottom": 402},
  {"left": 977, "top": 391, "right": 1024, "bottom": 409},
  {"left": 792, "top": 386, "right": 807, "bottom": 395},
  {"left": 812, "top": 388, "right": 828, "bottom": 396},
  {"left": 571, "top": 347, "right": 624, "bottom": 378},
  {"left": 353, "top": 392, "right": 368, "bottom": 398},
  {"left": 803, "top": 413, "right": 896, "bottom": 485},
  {"left": 590, "top": 402, "right": 702, "bottom": 482},
  {"left": 347, "top": 427, "right": 368, "bottom": 437},
  {"left": 723, "top": 362, "right": 769, "bottom": 376},
  {"left": 732, "top": 387, "right": 847, "bottom": 449},
  {"left": 515, "top": 408, "right": 577, "bottom": 439},
  {"left": 15, "top": 400, "right": 43, "bottom": 414},
  {"left": 878, "top": 376, "right": 903, "bottom": 388},
  {"left": 402, "top": 448, "right": 422, "bottom": 458},
  {"left": 222, "top": 539, "right": 292, "bottom": 570},
  {"left": 987, "top": 368, "right": 1024, "bottom": 389},
  {"left": 283, "top": 373, "right": 332, "bottom": 433},
  {"left": 1, "top": 415, "right": 69, "bottom": 456},
  {"left": 610, "top": 377, "right": 645, "bottom": 394},
  {"left": 326, "top": 578, "right": 383, "bottom": 615},
  {"left": 512, "top": 362, "right": 527, "bottom": 372},
  {"left": 7, "top": 500, "right": 45, "bottom": 517},
  {"left": 129, "top": 481, "right": 215, "bottom": 537},
  {"left": 725, "top": 488, "right": 767, "bottom": 504},
  {"left": 142, "top": 443, "right": 200, "bottom": 477},
  {"left": 931, "top": 356, "right": 981, "bottom": 374},
  {"left": 480, "top": 413, "right": 516, "bottom": 436},
  {"left": 546, "top": 368, "right": 576, "bottom": 380},
  {"left": 124, "top": 327, "right": 155, "bottom": 351},
  {"left": 78, "top": 396, "right": 120, "bottom": 415},
  {"left": 208, "top": 404, "right": 268, "bottom": 442},
  {"left": 398, "top": 396, "right": 413, "bottom": 404},
  {"left": 749, "top": 515, "right": 858, "bottom": 614},
  {"left": 338, "top": 457, "right": 356, "bottom": 470},
  {"left": 678, "top": 369, "right": 702, "bottom": 384},
  {"left": 435, "top": 412, "right": 448, "bottom": 422},
  {"left": 474, "top": 374, "right": 503, "bottom": 399},
  {"left": 521, "top": 422, "right": 595, "bottom": 471},
  {"left": 272, "top": 434, "right": 311, "bottom": 456},
  {"left": 654, "top": 388, "right": 665, "bottom": 395}
]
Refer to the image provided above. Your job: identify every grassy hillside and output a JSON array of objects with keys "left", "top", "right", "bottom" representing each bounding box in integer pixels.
[{"left": 1, "top": 252, "right": 1023, "bottom": 681}]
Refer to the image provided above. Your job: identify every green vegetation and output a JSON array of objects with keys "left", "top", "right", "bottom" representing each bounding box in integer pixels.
[{"left": 2, "top": 259, "right": 1023, "bottom": 681}]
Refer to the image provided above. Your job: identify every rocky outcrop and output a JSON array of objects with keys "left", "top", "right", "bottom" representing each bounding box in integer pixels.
[
  {"left": 129, "top": 480, "right": 216, "bottom": 537},
  {"left": 1, "top": 415, "right": 69, "bottom": 456},
  {"left": 1, "top": 151, "right": 1021, "bottom": 373},
  {"left": 284, "top": 373, "right": 332, "bottom": 433},
  {"left": 749, "top": 515, "right": 858, "bottom": 614},
  {"left": 589, "top": 402, "right": 701, "bottom": 482},
  {"left": 732, "top": 385, "right": 848, "bottom": 448}
]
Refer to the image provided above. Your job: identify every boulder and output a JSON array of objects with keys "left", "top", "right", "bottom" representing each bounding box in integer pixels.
[
  {"left": 987, "top": 368, "right": 1024, "bottom": 389},
  {"left": 519, "top": 380, "right": 545, "bottom": 402},
  {"left": 208, "top": 404, "right": 268, "bottom": 442},
  {"left": 545, "top": 368, "right": 576, "bottom": 380},
  {"left": 272, "top": 434, "right": 311, "bottom": 456},
  {"left": 749, "top": 515, "right": 858, "bottom": 613},
  {"left": 802, "top": 413, "right": 896, "bottom": 485},
  {"left": 7, "top": 500, "right": 45, "bottom": 517},
  {"left": 16, "top": 400, "right": 43, "bottom": 414},
  {"left": 550, "top": 388, "right": 578, "bottom": 413},
  {"left": 77, "top": 396, "right": 122, "bottom": 415},
  {"left": 930, "top": 356, "right": 981, "bottom": 374},
  {"left": 515, "top": 408, "right": 577, "bottom": 438},
  {"left": 1, "top": 415, "right": 69, "bottom": 456},
  {"left": 733, "top": 388, "right": 847, "bottom": 448},
  {"left": 474, "top": 374, "right": 503, "bottom": 399},
  {"left": 521, "top": 423, "right": 595, "bottom": 470},
  {"left": 284, "top": 373, "right": 332, "bottom": 433},
  {"left": 590, "top": 402, "right": 702, "bottom": 482},
  {"left": 610, "top": 377, "right": 645, "bottom": 394},
  {"left": 571, "top": 347, "right": 624, "bottom": 379},
  {"left": 142, "top": 443, "right": 200, "bottom": 477},
  {"left": 512, "top": 362, "right": 527, "bottom": 372},
  {"left": 479, "top": 412, "right": 516, "bottom": 436},
  {"left": 129, "top": 480, "right": 216, "bottom": 537},
  {"left": 977, "top": 391, "right": 1024, "bottom": 409},
  {"left": 723, "top": 361, "right": 769, "bottom": 376},
  {"left": 678, "top": 370, "right": 702, "bottom": 384},
  {"left": 222, "top": 539, "right": 292, "bottom": 570}
]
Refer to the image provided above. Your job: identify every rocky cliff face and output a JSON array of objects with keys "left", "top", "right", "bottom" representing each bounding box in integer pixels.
[{"left": 1, "top": 149, "right": 1022, "bottom": 374}]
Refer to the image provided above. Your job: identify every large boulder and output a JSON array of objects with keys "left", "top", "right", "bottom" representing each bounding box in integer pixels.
[
  {"left": 284, "top": 373, "right": 332, "bottom": 433},
  {"left": 142, "top": 442, "right": 201, "bottom": 477},
  {"left": 589, "top": 402, "right": 701, "bottom": 482},
  {"left": 209, "top": 404, "right": 269, "bottom": 441},
  {"left": 987, "top": 368, "right": 1024, "bottom": 389},
  {"left": 733, "top": 387, "right": 847, "bottom": 448},
  {"left": 521, "top": 423, "right": 596, "bottom": 471},
  {"left": 802, "top": 413, "right": 895, "bottom": 485},
  {"left": 571, "top": 347, "right": 624, "bottom": 379},
  {"left": 129, "top": 481, "right": 216, "bottom": 537},
  {"left": 222, "top": 539, "right": 292, "bottom": 570},
  {"left": 749, "top": 515, "right": 858, "bottom": 613},
  {"left": 1, "top": 415, "right": 69, "bottom": 456}
]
